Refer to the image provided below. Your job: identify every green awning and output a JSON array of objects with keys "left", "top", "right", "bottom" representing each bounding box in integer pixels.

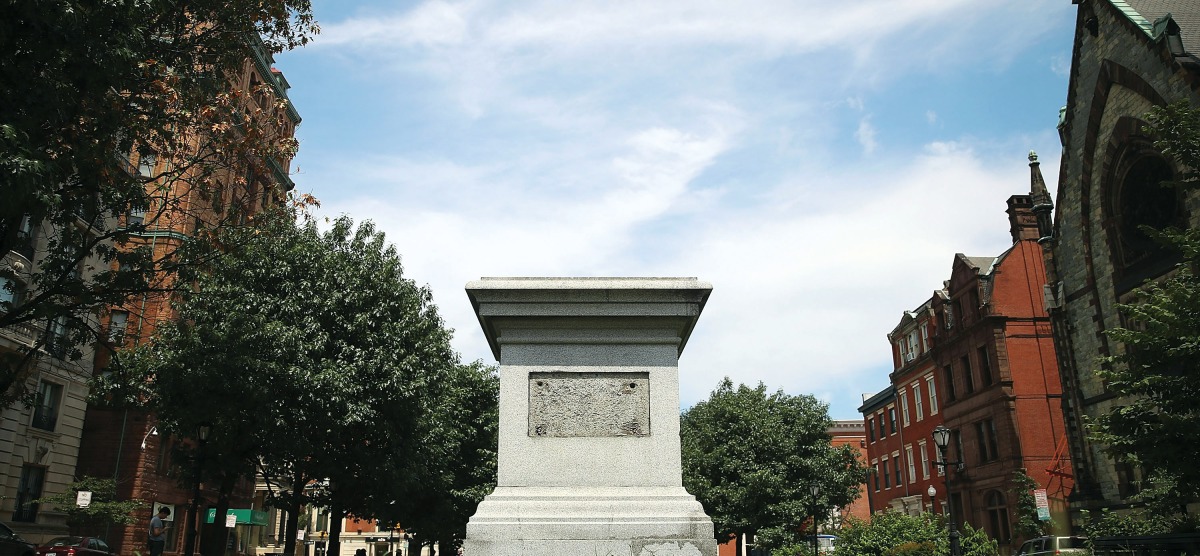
[{"left": 205, "top": 508, "right": 269, "bottom": 526}]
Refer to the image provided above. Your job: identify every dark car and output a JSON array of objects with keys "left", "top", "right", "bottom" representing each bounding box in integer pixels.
[
  {"left": 34, "top": 537, "right": 113, "bottom": 556},
  {"left": 0, "top": 523, "right": 35, "bottom": 556}
]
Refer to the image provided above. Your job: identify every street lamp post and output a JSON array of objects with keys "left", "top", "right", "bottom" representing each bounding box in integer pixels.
[
  {"left": 184, "top": 423, "right": 212, "bottom": 556},
  {"left": 808, "top": 482, "right": 821, "bottom": 555},
  {"left": 931, "top": 425, "right": 963, "bottom": 556},
  {"left": 926, "top": 484, "right": 937, "bottom": 514}
]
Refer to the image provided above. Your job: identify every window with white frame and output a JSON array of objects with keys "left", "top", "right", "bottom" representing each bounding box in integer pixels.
[
  {"left": 913, "top": 382, "right": 924, "bottom": 421},
  {"left": 926, "top": 375, "right": 939, "bottom": 415},
  {"left": 919, "top": 440, "right": 930, "bottom": 479},
  {"left": 901, "top": 389, "right": 910, "bottom": 426},
  {"left": 920, "top": 323, "right": 929, "bottom": 352},
  {"left": 905, "top": 445, "right": 916, "bottom": 483}
]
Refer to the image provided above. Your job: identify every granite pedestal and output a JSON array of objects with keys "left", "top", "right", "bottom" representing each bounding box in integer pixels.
[{"left": 461, "top": 277, "right": 716, "bottom": 556}]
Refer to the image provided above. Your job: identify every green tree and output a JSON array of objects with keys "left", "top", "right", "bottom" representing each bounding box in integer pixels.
[
  {"left": 387, "top": 360, "right": 499, "bottom": 555},
  {"left": 1009, "top": 471, "right": 1050, "bottom": 541},
  {"left": 109, "top": 207, "right": 461, "bottom": 556},
  {"left": 832, "top": 511, "right": 997, "bottom": 556},
  {"left": 1089, "top": 101, "right": 1200, "bottom": 510},
  {"left": 33, "top": 476, "right": 146, "bottom": 534},
  {"left": 0, "top": 0, "right": 316, "bottom": 407},
  {"left": 680, "top": 378, "right": 869, "bottom": 552}
]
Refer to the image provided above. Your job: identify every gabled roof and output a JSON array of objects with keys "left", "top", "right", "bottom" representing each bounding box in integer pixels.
[{"left": 1118, "top": 1, "right": 1200, "bottom": 54}]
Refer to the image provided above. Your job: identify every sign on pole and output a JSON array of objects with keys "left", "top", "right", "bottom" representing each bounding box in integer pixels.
[
  {"left": 1033, "top": 489, "right": 1051, "bottom": 521},
  {"left": 225, "top": 513, "right": 238, "bottom": 528},
  {"left": 75, "top": 491, "right": 92, "bottom": 507}
]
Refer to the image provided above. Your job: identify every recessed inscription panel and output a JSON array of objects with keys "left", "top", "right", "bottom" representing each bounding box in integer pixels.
[{"left": 528, "top": 372, "right": 650, "bottom": 437}]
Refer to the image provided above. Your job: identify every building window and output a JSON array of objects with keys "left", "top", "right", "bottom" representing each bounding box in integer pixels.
[
  {"left": 873, "top": 461, "right": 880, "bottom": 491},
  {"left": 45, "top": 315, "right": 70, "bottom": 359},
  {"left": 913, "top": 382, "right": 924, "bottom": 421},
  {"left": 138, "top": 153, "right": 157, "bottom": 178},
  {"left": 900, "top": 389, "right": 910, "bottom": 426},
  {"left": 985, "top": 490, "right": 1011, "bottom": 543},
  {"left": 893, "top": 452, "right": 903, "bottom": 487},
  {"left": 32, "top": 380, "right": 63, "bottom": 431},
  {"left": 109, "top": 310, "right": 129, "bottom": 343},
  {"left": 14, "top": 214, "right": 37, "bottom": 259},
  {"left": 13, "top": 465, "right": 45, "bottom": 522},
  {"left": 975, "top": 419, "right": 999, "bottom": 463},
  {"left": 919, "top": 441, "right": 930, "bottom": 479},
  {"left": 867, "top": 417, "right": 875, "bottom": 442},
  {"left": 878, "top": 411, "right": 886, "bottom": 439},
  {"left": 926, "top": 376, "right": 938, "bottom": 414},
  {"left": 882, "top": 459, "right": 890, "bottom": 489},
  {"left": 127, "top": 207, "right": 146, "bottom": 229},
  {"left": 888, "top": 407, "right": 897, "bottom": 435},
  {"left": 0, "top": 276, "right": 26, "bottom": 312},
  {"left": 978, "top": 346, "right": 993, "bottom": 385},
  {"left": 920, "top": 325, "right": 929, "bottom": 353},
  {"left": 1111, "top": 153, "right": 1181, "bottom": 288},
  {"left": 905, "top": 445, "right": 916, "bottom": 483},
  {"left": 943, "top": 365, "right": 956, "bottom": 402},
  {"left": 962, "top": 355, "right": 975, "bottom": 394}
]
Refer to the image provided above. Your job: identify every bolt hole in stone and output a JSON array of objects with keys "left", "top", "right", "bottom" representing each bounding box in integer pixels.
[
  {"left": 629, "top": 383, "right": 637, "bottom": 388},
  {"left": 534, "top": 424, "right": 547, "bottom": 436},
  {"left": 536, "top": 381, "right": 544, "bottom": 387}
]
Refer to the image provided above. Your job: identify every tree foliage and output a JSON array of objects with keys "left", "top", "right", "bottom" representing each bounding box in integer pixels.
[
  {"left": 1090, "top": 101, "right": 1200, "bottom": 508},
  {"left": 1009, "top": 471, "right": 1050, "bottom": 541},
  {"left": 680, "top": 378, "right": 869, "bottom": 551},
  {"left": 386, "top": 360, "right": 499, "bottom": 553},
  {"left": 0, "top": 0, "right": 317, "bottom": 407},
  {"left": 33, "top": 476, "right": 146, "bottom": 534},
  {"left": 106, "top": 207, "right": 483, "bottom": 551},
  {"left": 832, "top": 511, "right": 997, "bottom": 556}
]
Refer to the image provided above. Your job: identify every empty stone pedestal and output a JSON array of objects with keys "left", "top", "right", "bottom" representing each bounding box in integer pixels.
[{"left": 461, "top": 277, "right": 717, "bottom": 556}]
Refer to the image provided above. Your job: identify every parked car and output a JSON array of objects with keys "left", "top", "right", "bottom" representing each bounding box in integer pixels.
[
  {"left": 34, "top": 537, "right": 113, "bottom": 556},
  {"left": 0, "top": 523, "right": 35, "bottom": 556},
  {"left": 1014, "top": 535, "right": 1091, "bottom": 555}
]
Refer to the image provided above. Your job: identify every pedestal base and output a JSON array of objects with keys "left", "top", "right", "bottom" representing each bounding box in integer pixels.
[{"left": 462, "top": 486, "right": 717, "bottom": 556}]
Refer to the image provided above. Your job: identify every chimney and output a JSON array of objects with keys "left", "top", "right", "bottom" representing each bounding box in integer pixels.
[{"left": 1007, "top": 194, "right": 1038, "bottom": 242}]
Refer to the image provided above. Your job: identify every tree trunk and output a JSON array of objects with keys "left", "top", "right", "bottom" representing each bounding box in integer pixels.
[
  {"left": 328, "top": 505, "right": 345, "bottom": 556},
  {"left": 283, "top": 471, "right": 305, "bottom": 556},
  {"left": 200, "top": 474, "right": 236, "bottom": 556}
]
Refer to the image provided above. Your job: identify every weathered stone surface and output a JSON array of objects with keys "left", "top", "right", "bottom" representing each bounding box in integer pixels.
[{"left": 528, "top": 372, "right": 650, "bottom": 438}]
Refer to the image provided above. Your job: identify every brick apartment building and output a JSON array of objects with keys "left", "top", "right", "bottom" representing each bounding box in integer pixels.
[
  {"left": 861, "top": 157, "right": 1074, "bottom": 551},
  {"left": 73, "top": 39, "right": 301, "bottom": 556}
]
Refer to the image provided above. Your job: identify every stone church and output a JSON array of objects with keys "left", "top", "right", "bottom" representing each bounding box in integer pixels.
[{"left": 1044, "top": 0, "right": 1200, "bottom": 525}]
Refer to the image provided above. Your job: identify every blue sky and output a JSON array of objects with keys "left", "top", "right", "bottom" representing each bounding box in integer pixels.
[{"left": 276, "top": 0, "right": 1077, "bottom": 419}]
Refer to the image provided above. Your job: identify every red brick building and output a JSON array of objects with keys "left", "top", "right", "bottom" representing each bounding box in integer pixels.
[
  {"left": 861, "top": 157, "right": 1073, "bottom": 551},
  {"left": 74, "top": 40, "right": 300, "bottom": 556}
]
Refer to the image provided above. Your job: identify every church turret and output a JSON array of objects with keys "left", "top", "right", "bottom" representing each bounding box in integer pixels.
[{"left": 1028, "top": 151, "right": 1054, "bottom": 241}]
